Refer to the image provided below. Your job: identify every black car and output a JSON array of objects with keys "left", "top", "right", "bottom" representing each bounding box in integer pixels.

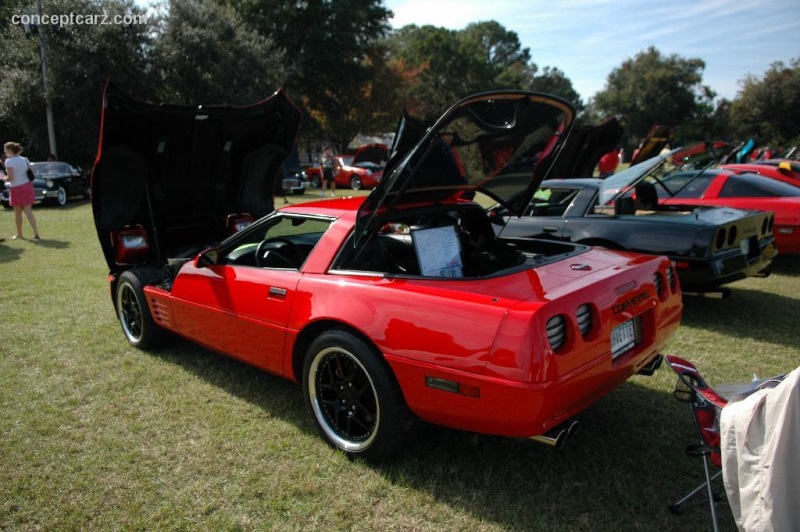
[
  {"left": 1, "top": 161, "right": 90, "bottom": 208},
  {"left": 490, "top": 153, "right": 777, "bottom": 295}
]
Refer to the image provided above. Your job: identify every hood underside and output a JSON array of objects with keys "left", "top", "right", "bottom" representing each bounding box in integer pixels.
[
  {"left": 92, "top": 80, "right": 301, "bottom": 271},
  {"left": 547, "top": 116, "right": 623, "bottom": 178},
  {"left": 356, "top": 91, "right": 575, "bottom": 246}
]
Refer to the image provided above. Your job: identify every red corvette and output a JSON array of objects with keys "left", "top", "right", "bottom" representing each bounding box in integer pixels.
[
  {"left": 92, "top": 85, "right": 683, "bottom": 460},
  {"left": 657, "top": 169, "right": 800, "bottom": 254},
  {"left": 306, "top": 143, "right": 388, "bottom": 190},
  {"left": 722, "top": 161, "right": 800, "bottom": 187}
]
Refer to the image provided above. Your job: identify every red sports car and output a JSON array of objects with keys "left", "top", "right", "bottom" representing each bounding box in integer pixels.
[
  {"left": 92, "top": 85, "right": 683, "bottom": 460},
  {"left": 656, "top": 169, "right": 800, "bottom": 254},
  {"left": 722, "top": 161, "right": 800, "bottom": 187},
  {"left": 306, "top": 143, "right": 388, "bottom": 190}
]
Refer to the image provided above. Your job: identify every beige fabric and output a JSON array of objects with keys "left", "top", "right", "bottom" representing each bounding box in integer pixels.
[{"left": 720, "top": 367, "right": 800, "bottom": 532}]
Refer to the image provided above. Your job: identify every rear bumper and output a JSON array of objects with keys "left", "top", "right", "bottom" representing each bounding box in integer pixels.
[
  {"left": 386, "top": 346, "right": 666, "bottom": 438},
  {"left": 673, "top": 239, "right": 777, "bottom": 291}
]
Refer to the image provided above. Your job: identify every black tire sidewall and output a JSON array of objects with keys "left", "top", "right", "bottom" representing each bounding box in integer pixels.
[
  {"left": 302, "top": 329, "right": 411, "bottom": 461},
  {"left": 116, "top": 269, "right": 166, "bottom": 350}
]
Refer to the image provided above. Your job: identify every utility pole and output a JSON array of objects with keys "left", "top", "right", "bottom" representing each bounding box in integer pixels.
[{"left": 36, "top": 0, "right": 57, "bottom": 158}]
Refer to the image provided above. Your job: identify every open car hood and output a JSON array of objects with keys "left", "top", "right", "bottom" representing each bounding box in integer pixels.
[
  {"left": 355, "top": 91, "right": 575, "bottom": 246},
  {"left": 91, "top": 80, "right": 301, "bottom": 271},
  {"left": 547, "top": 116, "right": 623, "bottom": 178},
  {"left": 351, "top": 143, "right": 388, "bottom": 166},
  {"left": 630, "top": 124, "right": 676, "bottom": 165}
]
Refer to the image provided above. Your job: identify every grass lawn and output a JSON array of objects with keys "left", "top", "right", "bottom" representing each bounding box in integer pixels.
[{"left": 1, "top": 198, "right": 797, "bottom": 531}]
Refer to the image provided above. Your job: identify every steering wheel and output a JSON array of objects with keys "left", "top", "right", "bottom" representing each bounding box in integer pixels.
[{"left": 255, "top": 237, "right": 303, "bottom": 268}]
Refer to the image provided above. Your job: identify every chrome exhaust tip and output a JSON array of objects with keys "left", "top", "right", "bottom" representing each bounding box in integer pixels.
[{"left": 530, "top": 419, "right": 578, "bottom": 449}]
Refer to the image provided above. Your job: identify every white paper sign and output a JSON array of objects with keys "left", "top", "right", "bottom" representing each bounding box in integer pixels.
[{"left": 413, "top": 225, "right": 463, "bottom": 277}]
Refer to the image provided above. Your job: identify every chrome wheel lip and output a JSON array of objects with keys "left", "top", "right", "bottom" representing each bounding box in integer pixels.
[
  {"left": 308, "top": 346, "right": 380, "bottom": 452},
  {"left": 116, "top": 283, "right": 143, "bottom": 343}
]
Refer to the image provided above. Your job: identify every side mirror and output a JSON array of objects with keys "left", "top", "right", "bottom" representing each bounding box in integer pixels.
[
  {"left": 778, "top": 161, "right": 792, "bottom": 175},
  {"left": 195, "top": 248, "right": 219, "bottom": 268}
]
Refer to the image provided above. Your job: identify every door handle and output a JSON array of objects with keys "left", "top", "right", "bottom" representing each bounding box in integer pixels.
[
  {"left": 268, "top": 286, "right": 287, "bottom": 298},
  {"left": 543, "top": 226, "right": 558, "bottom": 233}
]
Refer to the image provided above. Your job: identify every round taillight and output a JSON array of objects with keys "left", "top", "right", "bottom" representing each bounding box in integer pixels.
[
  {"left": 666, "top": 266, "right": 677, "bottom": 292},
  {"left": 576, "top": 304, "right": 593, "bottom": 338},
  {"left": 727, "top": 225, "right": 738, "bottom": 246},
  {"left": 715, "top": 228, "right": 726, "bottom": 249},
  {"left": 546, "top": 315, "right": 567, "bottom": 352},
  {"left": 654, "top": 273, "right": 665, "bottom": 299}
]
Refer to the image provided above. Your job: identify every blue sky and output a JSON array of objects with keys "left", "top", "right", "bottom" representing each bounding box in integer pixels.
[{"left": 385, "top": 0, "right": 799, "bottom": 102}]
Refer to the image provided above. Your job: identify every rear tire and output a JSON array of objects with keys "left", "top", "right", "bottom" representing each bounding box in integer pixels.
[
  {"left": 115, "top": 270, "right": 168, "bottom": 350},
  {"left": 350, "top": 176, "right": 362, "bottom": 190},
  {"left": 303, "top": 329, "right": 413, "bottom": 461}
]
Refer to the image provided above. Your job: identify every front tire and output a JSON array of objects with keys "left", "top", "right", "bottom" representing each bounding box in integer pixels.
[
  {"left": 55, "top": 186, "right": 67, "bottom": 206},
  {"left": 115, "top": 270, "right": 168, "bottom": 350},
  {"left": 350, "top": 175, "right": 362, "bottom": 190},
  {"left": 303, "top": 329, "right": 413, "bottom": 461}
]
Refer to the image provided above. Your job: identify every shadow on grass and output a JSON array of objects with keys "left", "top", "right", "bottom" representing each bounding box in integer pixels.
[
  {"left": 682, "top": 285, "right": 800, "bottom": 349},
  {"left": 768, "top": 253, "right": 800, "bottom": 277},
  {"left": 145, "top": 338, "right": 724, "bottom": 531},
  {"left": 0, "top": 243, "right": 25, "bottom": 263}
]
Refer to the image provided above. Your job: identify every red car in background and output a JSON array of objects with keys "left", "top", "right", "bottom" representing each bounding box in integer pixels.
[
  {"left": 306, "top": 143, "right": 388, "bottom": 190},
  {"left": 656, "top": 169, "right": 800, "bottom": 254},
  {"left": 723, "top": 160, "right": 800, "bottom": 187}
]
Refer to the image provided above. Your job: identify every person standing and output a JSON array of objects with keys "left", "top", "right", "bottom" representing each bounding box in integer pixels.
[
  {"left": 320, "top": 146, "right": 337, "bottom": 197},
  {"left": 3, "top": 142, "right": 40, "bottom": 240}
]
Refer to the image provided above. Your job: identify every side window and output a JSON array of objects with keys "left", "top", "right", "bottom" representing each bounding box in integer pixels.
[
  {"left": 527, "top": 187, "right": 578, "bottom": 216},
  {"left": 221, "top": 216, "right": 332, "bottom": 269},
  {"left": 669, "top": 174, "right": 714, "bottom": 199},
  {"left": 719, "top": 175, "right": 779, "bottom": 198}
]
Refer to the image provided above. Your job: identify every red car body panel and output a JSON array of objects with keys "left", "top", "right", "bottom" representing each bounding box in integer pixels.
[
  {"left": 661, "top": 171, "right": 800, "bottom": 254},
  {"left": 141, "top": 197, "right": 681, "bottom": 437}
]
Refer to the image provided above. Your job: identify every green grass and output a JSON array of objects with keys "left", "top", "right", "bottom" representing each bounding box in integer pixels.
[{"left": 1, "top": 200, "right": 798, "bottom": 531}]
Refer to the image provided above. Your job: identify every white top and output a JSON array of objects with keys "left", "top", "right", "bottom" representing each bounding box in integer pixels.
[{"left": 4, "top": 156, "right": 31, "bottom": 187}]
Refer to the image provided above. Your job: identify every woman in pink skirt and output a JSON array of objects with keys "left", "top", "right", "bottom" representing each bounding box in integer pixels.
[{"left": 3, "top": 141, "right": 40, "bottom": 240}]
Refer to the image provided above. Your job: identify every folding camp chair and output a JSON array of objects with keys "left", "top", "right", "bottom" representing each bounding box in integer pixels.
[{"left": 664, "top": 355, "right": 728, "bottom": 532}]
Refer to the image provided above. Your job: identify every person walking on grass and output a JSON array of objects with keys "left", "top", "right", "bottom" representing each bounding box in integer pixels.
[
  {"left": 3, "top": 142, "right": 40, "bottom": 240},
  {"left": 320, "top": 146, "right": 337, "bottom": 197}
]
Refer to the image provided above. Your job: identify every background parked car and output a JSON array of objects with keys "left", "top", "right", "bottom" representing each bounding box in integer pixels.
[
  {"left": 491, "top": 152, "right": 777, "bottom": 295},
  {"left": 305, "top": 143, "right": 388, "bottom": 190},
  {"left": 1, "top": 161, "right": 90, "bottom": 208},
  {"left": 656, "top": 169, "right": 800, "bottom": 254}
]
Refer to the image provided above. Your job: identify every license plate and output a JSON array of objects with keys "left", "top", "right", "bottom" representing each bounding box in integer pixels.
[{"left": 611, "top": 319, "right": 637, "bottom": 359}]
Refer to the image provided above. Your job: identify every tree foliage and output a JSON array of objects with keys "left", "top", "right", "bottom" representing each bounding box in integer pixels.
[
  {"left": 152, "top": 0, "right": 287, "bottom": 106},
  {"left": 228, "top": 0, "right": 393, "bottom": 150},
  {"left": 0, "top": 0, "right": 154, "bottom": 163},
  {"left": 0, "top": 1, "right": 794, "bottom": 168},
  {"left": 591, "top": 47, "right": 715, "bottom": 152},
  {"left": 728, "top": 58, "right": 800, "bottom": 147}
]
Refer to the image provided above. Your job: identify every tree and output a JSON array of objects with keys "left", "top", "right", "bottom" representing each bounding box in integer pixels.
[
  {"left": 228, "top": 0, "right": 393, "bottom": 149},
  {"left": 530, "top": 66, "right": 583, "bottom": 114},
  {"left": 0, "top": 0, "right": 155, "bottom": 164},
  {"left": 728, "top": 58, "right": 800, "bottom": 147},
  {"left": 152, "top": 0, "right": 287, "bottom": 106},
  {"left": 592, "top": 47, "right": 715, "bottom": 152}
]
